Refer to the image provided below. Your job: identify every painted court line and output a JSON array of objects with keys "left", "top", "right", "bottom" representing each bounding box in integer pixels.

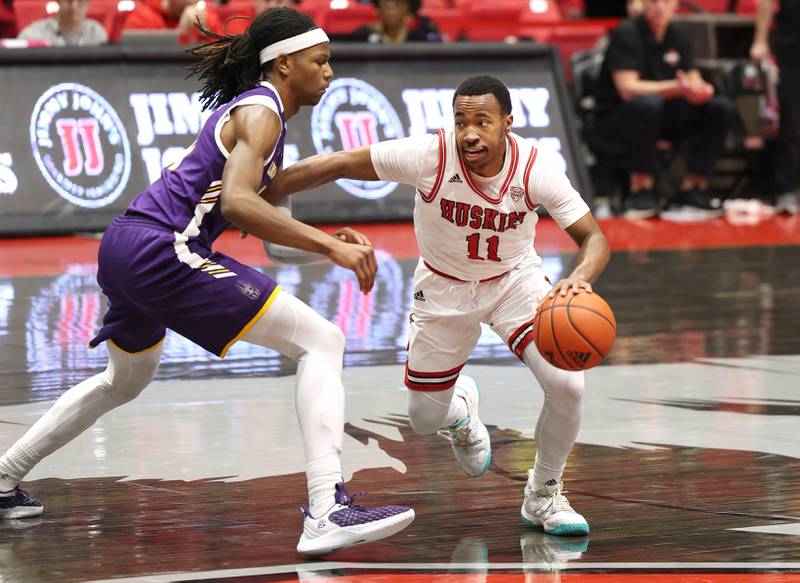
[{"left": 87, "top": 562, "right": 800, "bottom": 582}]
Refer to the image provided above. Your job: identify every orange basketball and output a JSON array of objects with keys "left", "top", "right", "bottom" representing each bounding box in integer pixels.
[{"left": 533, "top": 291, "right": 616, "bottom": 371}]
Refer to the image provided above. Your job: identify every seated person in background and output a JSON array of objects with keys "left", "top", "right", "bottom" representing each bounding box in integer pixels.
[
  {"left": 341, "top": 0, "right": 441, "bottom": 43},
  {"left": 592, "top": 0, "right": 735, "bottom": 219},
  {"left": 18, "top": 0, "right": 108, "bottom": 46},
  {"left": 124, "top": 0, "right": 220, "bottom": 44}
]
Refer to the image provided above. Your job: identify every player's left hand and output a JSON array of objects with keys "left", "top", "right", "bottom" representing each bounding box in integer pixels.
[
  {"left": 548, "top": 278, "right": 593, "bottom": 298},
  {"left": 334, "top": 227, "right": 372, "bottom": 246}
]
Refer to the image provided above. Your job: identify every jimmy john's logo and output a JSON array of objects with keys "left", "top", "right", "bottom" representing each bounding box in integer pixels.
[
  {"left": 311, "top": 78, "right": 404, "bottom": 199},
  {"left": 30, "top": 83, "right": 131, "bottom": 209}
]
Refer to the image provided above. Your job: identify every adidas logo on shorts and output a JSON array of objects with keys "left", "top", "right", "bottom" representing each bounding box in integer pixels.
[
  {"left": 448, "top": 174, "right": 463, "bottom": 183},
  {"left": 413, "top": 289, "right": 426, "bottom": 302}
]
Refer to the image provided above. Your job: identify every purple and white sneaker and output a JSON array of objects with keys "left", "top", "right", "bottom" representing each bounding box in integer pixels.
[
  {"left": 296, "top": 482, "right": 414, "bottom": 555},
  {"left": 0, "top": 487, "right": 43, "bottom": 519}
]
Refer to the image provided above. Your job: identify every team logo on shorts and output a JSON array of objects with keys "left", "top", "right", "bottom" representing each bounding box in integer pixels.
[
  {"left": 510, "top": 186, "right": 524, "bottom": 202},
  {"left": 236, "top": 280, "right": 261, "bottom": 300},
  {"left": 311, "top": 78, "right": 405, "bottom": 199},
  {"left": 30, "top": 83, "right": 132, "bottom": 209}
]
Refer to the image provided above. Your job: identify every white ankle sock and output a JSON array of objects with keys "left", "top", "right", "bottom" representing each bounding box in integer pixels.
[
  {"left": 305, "top": 454, "right": 341, "bottom": 517},
  {"left": 532, "top": 454, "right": 563, "bottom": 492}
]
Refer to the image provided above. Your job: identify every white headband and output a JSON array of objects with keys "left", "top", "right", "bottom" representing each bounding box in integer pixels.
[{"left": 258, "top": 28, "right": 330, "bottom": 65}]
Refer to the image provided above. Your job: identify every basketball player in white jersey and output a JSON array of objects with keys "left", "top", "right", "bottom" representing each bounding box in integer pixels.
[{"left": 263, "top": 76, "right": 611, "bottom": 536}]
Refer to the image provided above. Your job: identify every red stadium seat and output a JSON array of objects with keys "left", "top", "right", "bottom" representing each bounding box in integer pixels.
[
  {"left": 301, "top": 0, "right": 376, "bottom": 34},
  {"left": 12, "top": 0, "right": 50, "bottom": 32},
  {"left": 459, "top": 0, "right": 562, "bottom": 42},
  {"left": 418, "top": 6, "right": 461, "bottom": 41}
]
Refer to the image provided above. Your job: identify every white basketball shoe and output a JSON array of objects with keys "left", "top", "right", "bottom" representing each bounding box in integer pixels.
[
  {"left": 439, "top": 375, "right": 491, "bottom": 477},
  {"left": 296, "top": 482, "right": 415, "bottom": 556},
  {"left": 520, "top": 471, "right": 589, "bottom": 536}
]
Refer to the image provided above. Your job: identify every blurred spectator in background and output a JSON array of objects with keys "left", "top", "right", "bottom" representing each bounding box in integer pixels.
[
  {"left": 254, "top": 0, "right": 298, "bottom": 12},
  {"left": 342, "top": 0, "right": 441, "bottom": 43},
  {"left": 751, "top": 0, "right": 800, "bottom": 214},
  {"left": 592, "top": 0, "right": 735, "bottom": 219},
  {"left": 124, "top": 0, "right": 220, "bottom": 43},
  {"left": 595, "top": 0, "right": 643, "bottom": 49},
  {"left": 18, "top": 0, "right": 108, "bottom": 46}
]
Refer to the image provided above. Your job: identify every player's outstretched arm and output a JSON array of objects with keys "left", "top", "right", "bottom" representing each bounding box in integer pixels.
[
  {"left": 262, "top": 147, "right": 379, "bottom": 203},
  {"left": 550, "top": 212, "right": 611, "bottom": 297},
  {"left": 220, "top": 106, "right": 377, "bottom": 292}
]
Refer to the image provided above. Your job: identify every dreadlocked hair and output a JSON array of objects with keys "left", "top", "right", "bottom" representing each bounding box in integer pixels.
[{"left": 186, "top": 7, "right": 317, "bottom": 111}]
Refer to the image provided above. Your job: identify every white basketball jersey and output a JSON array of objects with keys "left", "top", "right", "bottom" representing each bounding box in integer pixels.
[{"left": 413, "top": 129, "right": 542, "bottom": 282}]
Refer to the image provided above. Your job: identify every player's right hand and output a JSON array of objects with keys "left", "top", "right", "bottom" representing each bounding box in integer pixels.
[{"left": 327, "top": 241, "right": 378, "bottom": 294}]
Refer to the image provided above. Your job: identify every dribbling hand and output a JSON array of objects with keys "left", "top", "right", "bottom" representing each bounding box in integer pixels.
[
  {"left": 327, "top": 241, "right": 378, "bottom": 294},
  {"left": 548, "top": 278, "right": 593, "bottom": 298}
]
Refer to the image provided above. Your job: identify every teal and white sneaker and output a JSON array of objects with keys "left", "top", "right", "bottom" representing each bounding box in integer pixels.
[
  {"left": 439, "top": 375, "right": 491, "bottom": 477},
  {"left": 520, "top": 472, "right": 589, "bottom": 536}
]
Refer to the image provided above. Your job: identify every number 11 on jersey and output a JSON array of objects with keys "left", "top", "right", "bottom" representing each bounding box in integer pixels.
[{"left": 466, "top": 233, "right": 501, "bottom": 262}]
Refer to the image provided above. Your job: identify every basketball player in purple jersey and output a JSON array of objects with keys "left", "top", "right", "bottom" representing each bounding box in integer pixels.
[
  {"left": 0, "top": 7, "right": 414, "bottom": 555},
  {"left": 262, "top": 76, "right": 611, "bottom": 537}
]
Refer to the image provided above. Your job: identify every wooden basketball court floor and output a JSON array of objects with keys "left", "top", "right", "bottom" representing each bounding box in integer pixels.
[{"left": 0, "top": 216, "right": 799, "bottom": 583}]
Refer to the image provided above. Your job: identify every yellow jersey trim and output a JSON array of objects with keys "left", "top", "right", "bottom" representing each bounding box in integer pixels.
[
  {"left": 106, "top": 336, "right": 166, "bottom": 355},
  {"left": 219, "top": 285, "right": 281, "bottom": 358}
]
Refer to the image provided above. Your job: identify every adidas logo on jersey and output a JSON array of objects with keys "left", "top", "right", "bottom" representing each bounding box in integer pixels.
[
  {"left": 448, "top": 174, "right": 463, "bottom": 184},
  {"left": 567, "top": 351, "right": 592, "bottom": 367},
  {"left": 413, "top": 289, "right": 426, "bottom": 302}
]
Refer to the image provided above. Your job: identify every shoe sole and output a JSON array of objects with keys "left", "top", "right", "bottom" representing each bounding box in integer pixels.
[
  {"left": 457, "top": 376, "right": 491, "bottom": 478},
  {"left": 520, "top": 509, "right": 590, "bottom": 537},
  {"left": 296, "top": 509, "right": 415, "bottom": 556},
  {"left": 0, "top": 506, "right": 44, "bottom": 519}
]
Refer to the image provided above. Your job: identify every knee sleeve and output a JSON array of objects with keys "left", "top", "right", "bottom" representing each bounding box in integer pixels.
[
  {"left": 407, "top": 389, "right": 453, "bottom": 434},
  {"left": 546, "top": 370, "right": 584, "bottom": 415},
  {"left": 103, "top": 341, "right": 162, "bottom": 405},
  {"left": 522, "top": 343, "right": 584, "bottom": 414},
  {"left": 243, "top": 292, "right": 345, "bottom": 372}
]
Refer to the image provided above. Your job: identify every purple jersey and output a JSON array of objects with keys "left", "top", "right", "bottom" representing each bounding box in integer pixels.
[
  {"left": 88, "top": 83, "right": 286, "bottom": 357},
  {"left": 126, "top": 82, "right": 286, "bottom": 248}
]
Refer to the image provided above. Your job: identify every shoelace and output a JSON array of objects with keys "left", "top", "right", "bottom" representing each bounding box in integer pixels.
[
  {"left": 338, "top": 490, "right": 367, "bottom": 511},
  {"left": 300, "top": 490, "right": 369, "bottom": 518},
  {"left": 534, "top": 483, "right": 571, "bottom": 515},
  {"left": 438, "top": 422, "right": 481, "bottom": 447}
]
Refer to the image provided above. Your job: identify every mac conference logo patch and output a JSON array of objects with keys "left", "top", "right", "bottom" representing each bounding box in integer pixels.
[
  {"left": 30, "top": 83, "right": 132, "bottom": 209},
  {"left": 311, "top": 78, "right": 404, "bottom": 200}
]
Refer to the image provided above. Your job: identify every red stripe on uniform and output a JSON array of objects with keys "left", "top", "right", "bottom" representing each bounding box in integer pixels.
[
  {"left": 512, "top": 330, "right": 537, "bottom": 359},
  {"left": 508, "top": 318, "right": 537, "bottom": 358},
  {"left": 457, "top": 134, "right": 520, "bottom": 204},
  {"left": 405, "top": 362, "right": 465, "bottom": 378},
  {"left": 404, "top": 375, "right": 460, "bottom": 392},
  {"left": 423, "top": 261, "right": 509, "bottom": 283},
  {"left": 509, "top": 317, "right": 535, "bottom": 346},
  {"left": 419, "top": 129, "right": 447, "bottom": 203},
  {"left": 523, "top": 145, "right": 539, "bottom": 211}
]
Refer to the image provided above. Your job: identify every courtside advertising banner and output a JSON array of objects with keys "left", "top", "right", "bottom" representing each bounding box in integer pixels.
[{"left": 0, "top": 45, "right": 589, "bottom": 234}]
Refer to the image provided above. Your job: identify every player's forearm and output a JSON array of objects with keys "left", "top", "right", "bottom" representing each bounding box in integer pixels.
[
  {"left": 617, "top": 78, "right": 683, "bottom": 101},
  {"left": 264, "top": 147, "right": 378, "bottom": 203},
  {"left": 567, "top": 231, "right": 610, "bottom": 284},
  {"left": 754, "top": 0, "right": 774, "bottom": 45},
  {"left": 265, "top": 153, "right": 346, "bottom": 202},
  {"left": 223, "top": 193, "right": 338, "bottom": 255}
]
